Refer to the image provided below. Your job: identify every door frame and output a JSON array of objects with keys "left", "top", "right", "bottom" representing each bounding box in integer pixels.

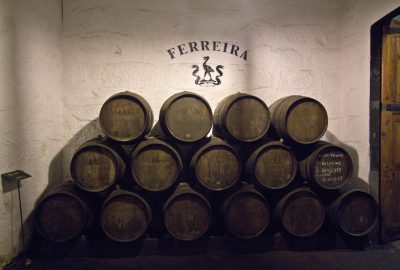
[{"left": 370, "top": 7, "right": 400, "bottom": 244}]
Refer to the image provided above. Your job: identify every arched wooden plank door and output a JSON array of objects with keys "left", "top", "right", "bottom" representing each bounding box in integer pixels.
[{"left": 380, "top": 15, "right": 400, "bottom": 243}]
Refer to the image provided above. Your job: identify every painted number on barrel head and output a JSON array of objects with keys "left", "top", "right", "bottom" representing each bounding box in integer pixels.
[{"left": 313, "top": 150, "right": 350, "bottom": 188}]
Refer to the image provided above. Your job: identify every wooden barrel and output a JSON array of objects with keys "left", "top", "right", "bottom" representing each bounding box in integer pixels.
[
  {"left": 222, "top": 184, "right": 270, "bottom": 239},
  {"left": 130, "top": 138, "right": 183, "bottom": 192},
  {"left": 163, "top": 183, "right": 211, "bottom": 241},
  {"left": 269, "top": 95, "right": 328, "bottom": 144},
  {"left": 275, "top": 188, "right": 325, "bottom": 237},
  {"left": 158, "top": 91, "right": 213, "bottom": 142},
  {"left": 99, "top": 91, "right": 153, "bottom": 143},
  {"left": 190, "top": 138, "right": 241, "bottom": 191},
  {"left": 299, "top": 142, "right": 353, "bottom": 190},
  {"left": 246, "top": 142, "right": 297, "bottom": 190},
  {"left": 35, "top": 182, "right": 92, "bottom": 243},
  {"left": 100, "top": 189, "right": 152, "bottom": 242},
  {"left": 70, "top": 138, "right": 126, "bottom": 192},
  {"left": 329, "top": 190, "right": 378, "bottom": 237},
  {"left": 213, "top": 93, "right": 271, "bottom": 143}
]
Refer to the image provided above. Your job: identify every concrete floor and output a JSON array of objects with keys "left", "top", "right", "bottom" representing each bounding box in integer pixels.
[{"left": 5, "top": 241, "right": 400, "bottom": 270}]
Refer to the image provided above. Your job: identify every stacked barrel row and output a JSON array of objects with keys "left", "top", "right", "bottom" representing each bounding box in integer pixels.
[{"left": 34, "top": 91, "right": 378, "bottom": 245}]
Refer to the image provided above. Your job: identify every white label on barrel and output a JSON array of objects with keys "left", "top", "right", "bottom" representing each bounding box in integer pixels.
[{"left": 313, "top": 150, "right": 349, "bottom": 187}]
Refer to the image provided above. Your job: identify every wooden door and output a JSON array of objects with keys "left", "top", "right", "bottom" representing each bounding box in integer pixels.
[{"left": 380, "top": 32, "right": 400, "bottom": 243}]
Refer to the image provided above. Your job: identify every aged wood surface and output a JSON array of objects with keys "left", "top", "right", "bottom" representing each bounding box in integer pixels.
[
  {"left": 381, "top": 32, "right": 400, "bottom": 243},
  {"left": 286, "top": 100, "right": 327, "bottom": 143},
  {"left": 270, "top": 96, "right": 328, "bottom": 144},
  {"left": 131, "top": 139, "right": 182, "bottom": 192},
  {"left": 276, "top": 188, "right": 325, "bottom": 237},
  {"left": 191, "top": 140, "right": 241, "bottom": 191},
  {"left": 160, "top": 92, "right": 213, "bottom": 142},
  {"left": 35, "top": 183, "right": 90, "bottom": 243},
  {"left": 99, "top": 92, "right": 153, "bottom": 142},
  {"left": 213, "top": 93, "right": 270, "bottom": 142},
  {"left": 299, "top": 143, "right": 352, "bottom": 190},
  {"left": 101, "top": 190, "right": 152, "bottom": 242},
  {"left": 330, "top": 190, "right": 378, "bottom": 237},
  {"left": 223, "top": 185, "right": 270, "bottom": 239},
  {"left": 163, "top": 184, "right": 211, "bottom": 241},
  {"left": 246, "top": 142, "right": 297, "bottom": 189},
  {"left": 225, "top": 97, "right": 270, "bottom": 141},
  {"left": 71, "top": 140, "right": 125, "bottom": 192}
]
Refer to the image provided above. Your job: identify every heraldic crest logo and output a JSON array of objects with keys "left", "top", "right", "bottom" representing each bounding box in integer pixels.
[{"left": 192, "top": 56, "right": 224, "bottom": 86}]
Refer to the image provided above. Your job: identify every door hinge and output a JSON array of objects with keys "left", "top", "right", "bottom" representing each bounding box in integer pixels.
[
  {"left": 371, "top": 101, "right": 381, "bottom": 110},
  {"left": 385, "top": 103, "right": 400, "bottom": 112}
]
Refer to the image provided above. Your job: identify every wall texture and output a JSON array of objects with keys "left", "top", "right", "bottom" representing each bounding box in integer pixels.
[
  {"left": 1, "top": 0, "right": 400, "bottom": 266},
  {"left": 339, "top": 0, "right": 399, "bottom": 183},
  {"left": 0, "top": 0, "right": 62, "bottom": 266},
  {"left": 61, "top": 0, "right": 343, "bottom": 178}
]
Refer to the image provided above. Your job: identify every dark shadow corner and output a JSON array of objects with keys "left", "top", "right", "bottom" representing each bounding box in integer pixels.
[{"left": 21, "top": 118, "right": 104, "bottom": 260}]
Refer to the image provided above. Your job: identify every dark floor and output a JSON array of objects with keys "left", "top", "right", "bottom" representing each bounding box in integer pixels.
[{"left": 6, "top": 240, "right": 400, "bottom": 270}]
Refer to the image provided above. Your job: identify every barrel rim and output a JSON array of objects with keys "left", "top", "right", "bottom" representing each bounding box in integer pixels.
[
  {"left": 223, "top": 94, "right": 271, "bottom": 142},
  {"left": 130, "top": 140, "right": 183, "bottom": 192},
  {"left": 284, "top": 96, "right": 328, "bottom": 144},
  {"left": 223, "top": 188, "right": 270, "bottom": 239},
  {"left": 333, "top": 189, "right": 378, "bottom": 237},
  {"left": 70, "top": 143, "right": 120, "bottom": 193},
  {"left": 191, "top": 142, "right": 241, "bottom": 191},
  {"left": 163, "top": 186, "right": 211, "bottom": 241},
  {"left": 268, "top": 96, "right": 289, "bottom": 141},
  {"left": 251, "top": 142, "right": 298, "bottom": 190},
  {"left": 35, "top": 191, "right": 89, "bottom": 243},
  {"left": 100, "top": 190, "right": 152, "bottom": 242},
  {"left": 99, "top": 91, "right": 153, "bottom": 143},
  {"left": 307, "top": 144, "right": 353, "bottom": 190},
  {"left": 277, "top": 188, "right": 326, "bottom": 237},
  {"left": 161, "top": 91, "right": 213, "bottom": 143}
]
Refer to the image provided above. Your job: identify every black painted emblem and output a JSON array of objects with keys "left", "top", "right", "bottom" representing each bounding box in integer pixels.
[{"left": 192, "top": 56, "right": 224, "bottom": 86}]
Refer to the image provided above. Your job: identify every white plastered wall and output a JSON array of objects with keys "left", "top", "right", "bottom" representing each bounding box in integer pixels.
[
  {"left": 339, "top": 0, "right": 399, "bottom": 182},
  {"left": 0, "top": 0, "right": 62, "bottom": 266}
]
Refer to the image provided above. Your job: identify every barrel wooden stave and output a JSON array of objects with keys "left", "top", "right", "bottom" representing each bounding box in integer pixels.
[
  {"left": 99, "top": 91, "right": 153, "bottom": 143},
  {"left": 190, "top": 138, "right": 241, "bottom": 191},
  {"left": 246, "top": 142, "right": 297, "bottom": 190},
  {"left": 35, "top": 182, "right": 92, "bottom": 243},
  {"left": 329, "top": 190, "right": 378, "bottom": 237},
  {"left": 163, "top": 183, "right": 211, "bottom": 241},
  {"left": 101, "top": 189, "right": 152, "bottom": 242},
  {"left": 223, "top": 184, "right": 270, "bottom": 239},
  {"left": 70, "top": 138, "right": 126, "bottom": 192},
  {"left": 269, "top": 96, "right": 328, "bottom": 145},
  {"left": 275, "top": 188, "right": 325, "bottom": 237},
  {"left": 213, "top": 93, "right": 271, "bottom": 143},
  {"left": 159, "top": 92, "right": 213, "bottom": 143},
  {"left": 130, "top": 138, "right": 183, "bottom": 192}
]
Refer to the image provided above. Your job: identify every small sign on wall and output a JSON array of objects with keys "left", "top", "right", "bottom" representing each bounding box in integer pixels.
[
  {"left": 167, "top": 41, "right": 248, "bottom": 87},
  {"left": 1, "top": 170, "right": 32, "bottom": 193}
]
